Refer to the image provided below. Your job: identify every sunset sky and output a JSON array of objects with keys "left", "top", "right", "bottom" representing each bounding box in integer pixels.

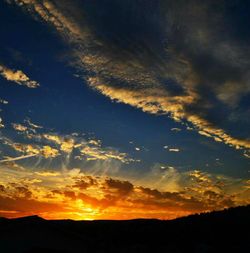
[{"left": 0, "top": 0, "right": 249, "bottom": 220}]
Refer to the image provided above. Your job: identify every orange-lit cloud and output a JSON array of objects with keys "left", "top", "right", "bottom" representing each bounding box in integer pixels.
[
  {"left": 0, "top": 64, "right": 39, "bottom": 88},
  {"left": 0, "top": 164, "right": 249, "bottom": 220},
  {"left": 1, "top": 119, "right": 136, "bottom": 166},
  {"left": 12, "top": 123, "right": 28, "bottom": 132}
]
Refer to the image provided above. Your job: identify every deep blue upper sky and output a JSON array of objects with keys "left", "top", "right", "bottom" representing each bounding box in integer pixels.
[{"left": 0, "top": 0, "right": 249, "bottom": 180}]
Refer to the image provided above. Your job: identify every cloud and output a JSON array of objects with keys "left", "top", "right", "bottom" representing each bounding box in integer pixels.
[
  {"left": 42, "top": 133, "right": 135, "bottom": 163},
  {"left": 163, "top": 146, "right": 180, "bottom": 152},
  {"left": 0, "top": 64, "right": 40, "bottom": 88},
  {"left": 171, "top": 128, "right": 181, "bottom": 132},
  {"left": 73, "top": 176, "right": 97, "bottom": 190},
  {"left": 1, "top": 119, "right": 136, "bottom": 166},
  {"left": 0, "top": 99, "right": 8, "bottom": 105},
  {"left": 105, "top": 178, "right": 134, "bottom": 196},
  {"left": 43, "top": 134, "right": 75, "bottom": 153},
  {"left": 0, "top": 154, "right": 37, "bottom": 163},
  {"left": 24, "top": 118, "right": 43, "bottom": 129},
  {"left": 0, "top": 165, "right": 249, "bottom": 220},
  {"left": 79, "top": 145, "right": 132, "bottom": 163},
  {"left": 8, "top": 120, "right": 43, "bottom": 139},
  {"left": 12, "top": 123, "right": 28, "bottom": 132},
  {"left": 0, "top": 117, "right": 4, "bottom": 128},
  {"left": 168, "top": 148, "right": 180, "bottom": 152},
  {"left": 0, "top": 195, "right": 67, "bottom": 219},
  {"left": 7, "top": 0, "right": 250, "bottom": 154},
  {"left": 40, "top": 145, "right": 60, "bottom": 158},
  {"left": 243, "top": 151, "right": 250, "bottom": 159},
  {"left": 0, "top": 136, "right": 60, "bottom": 160}
]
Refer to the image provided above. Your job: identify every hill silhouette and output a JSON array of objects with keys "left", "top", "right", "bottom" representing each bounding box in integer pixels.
[{"left": 0, "top": 205, "right": 249, "bottom": 253}]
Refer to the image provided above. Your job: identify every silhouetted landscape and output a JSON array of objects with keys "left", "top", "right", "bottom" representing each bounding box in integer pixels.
[{"left": 0, "top": 205, "right": 249, "bottom": 253}]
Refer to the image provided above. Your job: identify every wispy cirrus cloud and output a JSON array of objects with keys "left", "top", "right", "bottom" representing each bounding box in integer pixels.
[
  {"left": 42, "top": 132, "right": 135, "bottom": 163},
  {"left": 0, "top": 154, "right": 37, "bottom": 163},
  {"left": 0, "top": 119, "right": 136, "bottom": 166}
]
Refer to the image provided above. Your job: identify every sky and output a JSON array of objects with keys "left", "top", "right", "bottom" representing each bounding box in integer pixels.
[{"left": 0, "top": 0, "right": 249, "bottom": 220}]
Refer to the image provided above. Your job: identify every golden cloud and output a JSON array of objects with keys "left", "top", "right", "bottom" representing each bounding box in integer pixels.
[
  {"left": 0, "top": 64, "right": 39, "bottom": 88},
  {"left": 1, "top": 122, "right": 136, "bottom": 164},
  {"left": 12, "top": 123, "right": 28, "bottom": 132},
  {"left": 1, "top": 140, "right": 60, "bottom": 161},
  {"left": 42, "top": 133, "right": 135, "bottom": 163}
]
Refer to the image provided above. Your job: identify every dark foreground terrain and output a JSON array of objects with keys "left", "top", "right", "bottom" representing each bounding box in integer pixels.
[{"left": 0, "top": 205, "right": 249, "bottom": 253}]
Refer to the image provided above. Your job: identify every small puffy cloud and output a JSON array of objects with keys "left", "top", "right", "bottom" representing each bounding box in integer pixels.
[
  {"left": 11, "top": 143, "right": 40, "bottom": 155},
  {"left": 40, "top": 145, "right": 59, "bottom": 158},
  {"left": 0, "top": 99, "right": 8, "bottom": 104},
  {"left": 243, "top": 151, "right": 250, "bottom": 159},
  {"left": 0, "top": 117, "right": 4, "bottom": 128},
  {"left": 171, "top": 128, "right": 182, "bottom": 132},
  {"left": 0, "top": 64, "right": 39, "bottom": 88},
  {"left": 169, "top": 148, "right": 180, "bottom": 152},
  {"left": 10, "top": 120, "right": 43, "bottom": 138},
  {"left": 0, "top": 139, "right": 60, "bottom": 161},
  {"left": 88, "top": 139, "right": 101, "bottom": 147},
  {"left": 43, "top": 134, "right": 75, "bottom": 153},
  {"left": 12, "top": 123, "right": 28, "bottom": 132},
  {"left": 163, "top": 146, "right": 180, "bottom": 152}
]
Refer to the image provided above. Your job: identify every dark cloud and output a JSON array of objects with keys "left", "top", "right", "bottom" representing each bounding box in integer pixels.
[
  {"left": 15, "top": 186, "right": 32, "bottom": 199},
  {"left": 0, "top": 195, "right": 67, "bottom": 218},
  {"left": 0, "top": 185, "right": 5, "bottom": 192},
  {"left": 63, "top": 191, "right": 77, "bottom": 200},
  {"left": 73, "top": 175, "right": 98, "bottom": 190},
  {"left": 105, "top": 178, "right": 134, "bottom": 195}
]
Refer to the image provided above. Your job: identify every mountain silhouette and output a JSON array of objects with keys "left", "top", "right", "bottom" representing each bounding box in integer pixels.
[{"left": 0, "top": 205, "right": 249, "bottom": 253}]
